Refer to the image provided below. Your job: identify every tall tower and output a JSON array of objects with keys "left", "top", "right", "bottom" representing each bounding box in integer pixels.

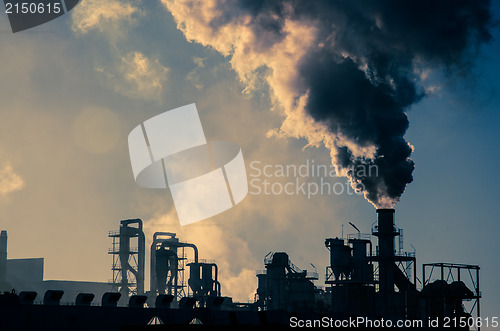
[
  {"left": 109, "top": 219, "right": 145, "bottom": 297},
  {"left": 0, "top": 230, "right": 7, "bottom": 285},
  {"left": 373, "top": 209, "right": 398, "bottom": 294},
  {"left": 372, "top": 209, "right": 417, "bottom": 319}
]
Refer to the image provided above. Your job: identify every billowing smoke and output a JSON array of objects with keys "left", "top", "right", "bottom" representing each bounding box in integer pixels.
[{"left": 162, "top": 0, "right": 494, "bottom": 207}]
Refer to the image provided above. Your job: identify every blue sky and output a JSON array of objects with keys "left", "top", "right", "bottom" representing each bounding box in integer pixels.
[{"left": 0, "top": 0, "right": 499, "bottom": 323}]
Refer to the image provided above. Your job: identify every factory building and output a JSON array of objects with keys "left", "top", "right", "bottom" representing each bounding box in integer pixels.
[
  {"left": 0, "top": 230, "right": 113, "bottom": 305},
  {"left": 0, "top": 209, "right": 481, "bottom": 329},
  {"left": 253, "top": 209, "right": 480, "bottom": 329},
  {"left": 255, "top": 252, "right": 318, "bottom": 312}
]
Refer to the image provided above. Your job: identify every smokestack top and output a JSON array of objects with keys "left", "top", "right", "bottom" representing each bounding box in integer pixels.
[
  {"left": 376, "top": 209, "right": 395, "bottom": 231},
  {"left": 0, "top": 230, "right": 6, "bottom": 251},
  {"left": 376, "top": 209, "right": 395, "bottom": 214}
]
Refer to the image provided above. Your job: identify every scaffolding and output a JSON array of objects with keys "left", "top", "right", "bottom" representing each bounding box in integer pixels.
[
  {"left": 423, "top": 263, "right": 480, "bottom": 330},
  {"left": 109, "top": 219, "right": 145, "bottom": 297}
]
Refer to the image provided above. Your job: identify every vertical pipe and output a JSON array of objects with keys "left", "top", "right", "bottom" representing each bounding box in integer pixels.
[
  {"left": 212, "top": 264, "right": 219, "bottom": 296},
  {"left": 174, "top": 247, "right": 179, "bottom": 299},
  {"left": 118, "top": 219, "right": 145, "bottom": 296},
  {"left": 119, "top": 223, "right": 129, "bottom": 297},
  {"left": 183, "top": 243, "right": 198, "bottom": 263},
  {"left": 414, "top": 256, "right": 417, "bottom": 290},
  {"left": 137, "top": 223, "right": 145, "bottom": 295},
  {"left": 150, "top": 241, "right": 156, "bottom": 295},
  {"left": 477, "top": 267, "right": 480, "bottom": 328},
  {"left": 150, "top": 232, "right": 177, "bottom": 294},
  {"left": 376, "top": 209, "right": 396, "bottom": 294},
  {"left": 0, "top": 231, "right": 7, "bottom": 283}
]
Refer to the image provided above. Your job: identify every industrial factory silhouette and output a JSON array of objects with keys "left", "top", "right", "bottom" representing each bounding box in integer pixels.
[
  {"left": 0, "top": 1, "right": 495, "bottom": 330},
  {"left": 0, "top": 209, "right": 480, "bottom": 330}
]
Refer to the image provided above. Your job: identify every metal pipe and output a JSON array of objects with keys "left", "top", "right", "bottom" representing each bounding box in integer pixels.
[
  {"left": 165, "top": 242, "right": 198, "bottom": 263},
  {"left": 215, "top": 281, "right": 221, "bottom": 297},
  {"left": 375, "top": 209, "right": 396, "bottom": 294},
  {"left": 0, "top": 230, "right": 7, "bottom": 283},
  {"left": 181, "top": 243, "right": 198, "bottom": 263},
  {"left": 137, "top": 227, "right": 145, "bottom": 295},
  {"left": 212, "top": 263, "right": 220, "bottom": 296},
  {"left": 153, "top": 232, "right": 176, "bottom": 242},
  {"left": 150, "top": 232, "right": 177, "bottom": 295},
  {"left": 118, "top": 219, "right": 145, "bottom": 295},
  {"left": 119, "top": 223, "right": 129, "bottom": 297},
  {"left": 151, "top": 236, "right": 198, "bottom": 299},
  {"left": 213, "top": 263, "right": 218, "bottom": 284},
  {"left": 150, "top": 242, "right": 156, "bottom": 294}
]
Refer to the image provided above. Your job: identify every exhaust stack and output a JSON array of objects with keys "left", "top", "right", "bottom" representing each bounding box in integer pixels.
[
  {"left": 373, "top": 209, "right": 397, "bottom": 294},
  {"left": 0, "top": 230, "right": 6, "bottom": 283}
]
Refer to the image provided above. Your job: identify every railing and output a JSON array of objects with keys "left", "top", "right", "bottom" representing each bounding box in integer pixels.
[
  {"left": 371, "top": 225, "right": 400, "bottom": 235},
  {"left": 289, "top": 261, "right": 303, "bottom": 274},
  {"left": 108, "top": 247, "right": 139, "bottom": 253},
  {"left": 347, "top": 233, "right": 371, "bottom": 240},
  {"left": 395, "top": 251, "right": 416, "bottom": 258},
  {"left": 306, "top": 271, "right": 319, "bottom": 279}
]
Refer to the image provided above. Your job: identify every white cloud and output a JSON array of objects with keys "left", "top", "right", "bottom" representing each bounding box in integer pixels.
[
  {"left": 95, "top": 51, "right": 169, "bottom": 101},
  {"left": 121, "top": 52, "right": 169, "bottom": 98},
  {"left": 0, "top": 164, "right": 25, "bottom": 196},
  {"left": 161, "top": 0, "right": 336, "bottom": 153},
  {"left": 186, "top": 57, "right": 206, "bottom": 90},
  {"left": 72, "top": 2, "right": 169, "bottom": 102},
  {"left": 72, "top": 0, "right": 140, "bottom": 34}
]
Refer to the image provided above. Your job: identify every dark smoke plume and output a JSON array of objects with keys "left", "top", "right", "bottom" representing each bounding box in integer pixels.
[{"left": 164, "top": 0, "right": 494, "bottom": 207}]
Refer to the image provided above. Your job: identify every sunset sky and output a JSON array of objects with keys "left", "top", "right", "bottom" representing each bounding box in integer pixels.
[{"left": 0, "top": 0, "right": 499, "bottom": 323}]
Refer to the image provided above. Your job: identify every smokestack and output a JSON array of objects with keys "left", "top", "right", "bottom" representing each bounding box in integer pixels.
[
  {"left": 0, "top": 230, "right": 7, "bottom": 283},
  {"left": 377, "top": 209, "right": 396, "bottom": 240},
  {"left": 374, "top": 209, "right": 397, "bottom": 294}
]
